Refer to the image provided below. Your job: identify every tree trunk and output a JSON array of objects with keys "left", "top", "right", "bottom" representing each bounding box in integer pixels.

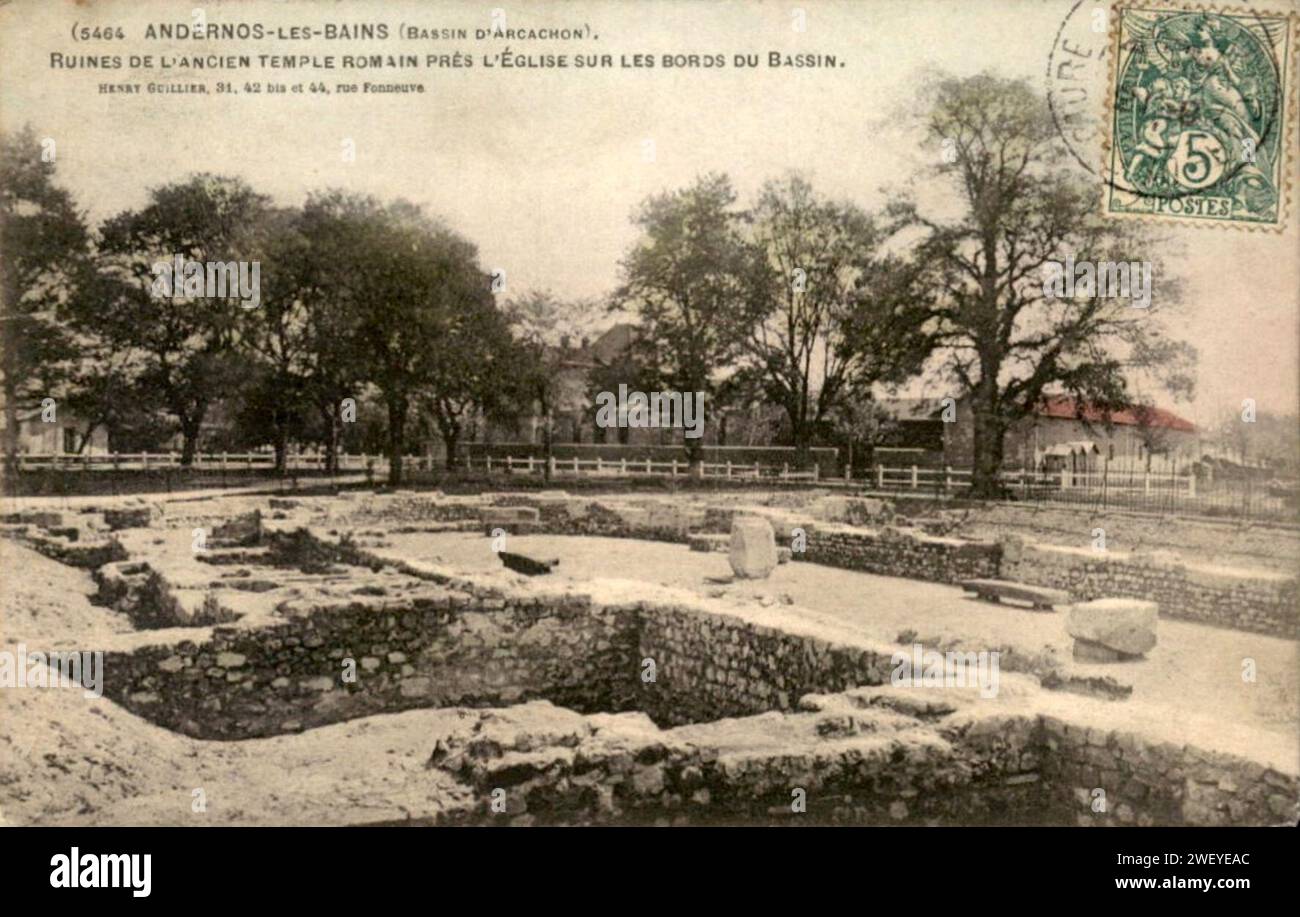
[
  {"left": 541, "top": 404, "right": 553, "bottom": 484},
  {"left": 178, "top": 409, "right": 205, "bottom": 467},
  {"left": 441, "top": 422, "right": 460, "bottom": 471},
  {"left": 970, "top": 400, "right": 1006, "bottom": 498},
  {"left": 273, "top": 421, "right": 289, "bottom": 475},
  {"left": 2, "top": 385, "right": 19, "bottom": 474},
  {"left": 323, "top": 403, "right": 340, "bottom": 475},
  {"left": 386, "top": 398, "right": 407, "bottom": 486},
  {"left": 790, "top": 409, "right": 813, "bottom": 471}
]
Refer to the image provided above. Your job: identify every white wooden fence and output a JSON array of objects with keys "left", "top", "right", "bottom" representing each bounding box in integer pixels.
[
  {"left": 12, "top": 451, "right": 822, "bottom": 482},
  {"left": 465, "top": 453, "right": 820, "bottom": 482},
  {"left": 12, "top": 452, "right": 387, "bottom": 472},
  {"left": 871, "top": 464, "right": 1197, "bottom": 496}
]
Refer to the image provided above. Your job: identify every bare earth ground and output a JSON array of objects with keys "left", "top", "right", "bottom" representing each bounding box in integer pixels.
[
  {"left": 931, "top": 502, "right": 1300, "bottom": 573},
  {"left": 0, "top": 539, "right": 467, "bottom": 826},
  {"left": 381, "top": 532, "right": 1300, "bottom": 740},
  {"left": 676, "top": 488, "right": 1300, "bottom": 572},
  {"left": 2, "top": 495, "right": 1297, "bottom": 825}
]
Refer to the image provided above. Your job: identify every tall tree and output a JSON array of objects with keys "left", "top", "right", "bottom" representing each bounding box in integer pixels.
[
  {"left": 423, "top": 295, "right": 518, "bottom": 471},
  {"left": 88, "top": 174, "right": 270, "bottom": 465},
  {"left": 307, "top": 194, "right": 497, "bottom": 484},
  {"left": 614, "top": 173, "right": 767, "bottom": 467},
  {"left": 0, "top": 125, "right": 91, "bottom": 468},
  {"left": 291, "top": 193, "right": 371, "bottom": 473},
  {"left": 747, "top": 174, "right": 934, "bottom": 466},
  {"left": 235, "top": 206, "right": 313, "bottom": 472},
  {"left": 899, "top": 73, "right": 1195, "bottom": 495}
]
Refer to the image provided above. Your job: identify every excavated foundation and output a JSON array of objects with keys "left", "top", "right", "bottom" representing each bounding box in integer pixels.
[{"left": 6, "top": 492, "right": 1297, "bottom": 827}]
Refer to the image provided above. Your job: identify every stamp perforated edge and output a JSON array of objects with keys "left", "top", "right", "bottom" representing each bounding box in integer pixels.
[{"left": 1099, "top": 0, "right": 1299, "bottom": 233}]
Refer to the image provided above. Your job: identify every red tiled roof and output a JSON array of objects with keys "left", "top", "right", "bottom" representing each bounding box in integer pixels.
[{"left": 1035, "top": 396, "right": 1195, "bottom": 433}]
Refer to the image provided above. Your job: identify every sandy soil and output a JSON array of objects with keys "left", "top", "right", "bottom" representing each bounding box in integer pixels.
[
  {"left": 385, "top": 531, "right": 1300, "bottom": 742},
  {"left": 0, "top": 540, "right": 465, "bottom": 826},
  {"left": 2, "top": 517, "right": 1295, "bottom": 825}
]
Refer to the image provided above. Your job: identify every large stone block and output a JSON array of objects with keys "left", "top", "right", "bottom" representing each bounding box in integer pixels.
[
  {"left": 645, "top": 502, "right": 691, "bottom": 536},
  {"left": 211, "top": 509, "right": 262, "bottom": 547},
  {"left": 103, "top": 506, "right": 156, "bottom": 531},
  {"left": 1066, "top": 598, "right": 1158, "bottom": 658},
  {"left": 811, "top": 496, "right": 852, "bottom": 523},
  {"left": 0, "top": 510, "right": 64, "bottom": 528},
  {"left": 729, "top": 516, "right": 777, "bottom": 579},
  {"left": 498, "top": 551, "right": 560, "bottom": 576}
]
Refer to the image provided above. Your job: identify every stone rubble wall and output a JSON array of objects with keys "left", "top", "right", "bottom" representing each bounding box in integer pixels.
[
  {"left": 100, "top": 589, "right": 641, "bottom": 740},
  {"left": 86, "top": 525, "right": 1297, "bottom": 825},
  {"left": 796, "top": 525, "right": 1001, "bottom": 584},
  {"left": 637, "top": 606, "right": 897, "bottom": 726},
  {"left": 428, "top": 698, "right": 1298, "bottom": 827},
  {"left": 1001, "top": 539, "right": 1298, "bottom": 638},
  {"left": 342, "top": 493, "right": 1295, "bottom": 636},
  {"left": 29, "top": 495, "right": 1295, "bottom": 826},
  {"left": 1037, "top": 714, "right": 1298, "bottom": 827},
  {"left": 433, "top": 704, "right": 1051, "bottom": 827}
]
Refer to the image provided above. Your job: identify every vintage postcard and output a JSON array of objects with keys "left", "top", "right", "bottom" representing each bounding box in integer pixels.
[{"left": 0, "top": 0, "right": 1297, "bottom": 897}]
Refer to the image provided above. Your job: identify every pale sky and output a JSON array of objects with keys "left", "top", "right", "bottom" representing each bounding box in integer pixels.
[{"left": 2, "top": 0, "right": 1297, "bottom": 428}]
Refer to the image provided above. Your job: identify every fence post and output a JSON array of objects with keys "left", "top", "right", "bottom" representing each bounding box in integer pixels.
[
  {"left": 1143, "top": 472, "right": 1150, "bottom": 496},
  {"left": 1187, "top": 474, "right": 1196, "bottom": 498},
  {"left": 876, "top": 465, "right": 884, "bottom": 489},
  {"left": 620, "top": 457, "right": 627, "bottom": 476},
  {"left": 781, "top": 463, "right": 788, "bottom": 480},
  {"left": 911, "top": 465, "right": 918, "bottom": 489},
  {"left": 596, "top": 456, "right": 602, "bottom": 474},
  {"left": 645, "top": 458, "right": 651, "bottom": 474},
  {"left": 812, "top": 463, "right": 819, "bottom": 482},
  {"left": 142, "top": 451, "right": 149, "bottom": 470},
  {"left": 671, "top": 459, "right": 677, "bottom": 477},
  {"left": 726, "top": 460, "right": 732, "bottom": 478},
  {"left": 944, "top": 465, "right": 951, "bottom": 492}
]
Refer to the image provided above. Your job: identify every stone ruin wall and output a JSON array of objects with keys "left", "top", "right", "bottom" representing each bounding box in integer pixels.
[
  {"left": 327, "top": 492, "right": 1299, "bottom": 638},
  {"left": 85, "top": 524, "right": 1296, "bottom": 827},
  {"left": 103, "top": 589, "right": 642, "bottom": 740},
  {"left": 1000, "top": 538, "right": 1297, "bottom": 637},
  {"left": 6, "top": 496, "right": 1297, "bottom": 825}
]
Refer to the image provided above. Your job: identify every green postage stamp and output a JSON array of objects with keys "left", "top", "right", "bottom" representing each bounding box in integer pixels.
[{"left": 1105, "top": 3, "right": 1296, "bottom": 228}]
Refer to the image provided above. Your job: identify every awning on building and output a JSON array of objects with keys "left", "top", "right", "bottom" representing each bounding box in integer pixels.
[{"left": 1041, "top": 440, "right": 1100, "bottom": 457}]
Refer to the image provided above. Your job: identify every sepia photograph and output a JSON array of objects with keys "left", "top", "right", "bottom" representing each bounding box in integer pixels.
[{"left": 0, "top": 0, "right": 1296, "bottom": 898}]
